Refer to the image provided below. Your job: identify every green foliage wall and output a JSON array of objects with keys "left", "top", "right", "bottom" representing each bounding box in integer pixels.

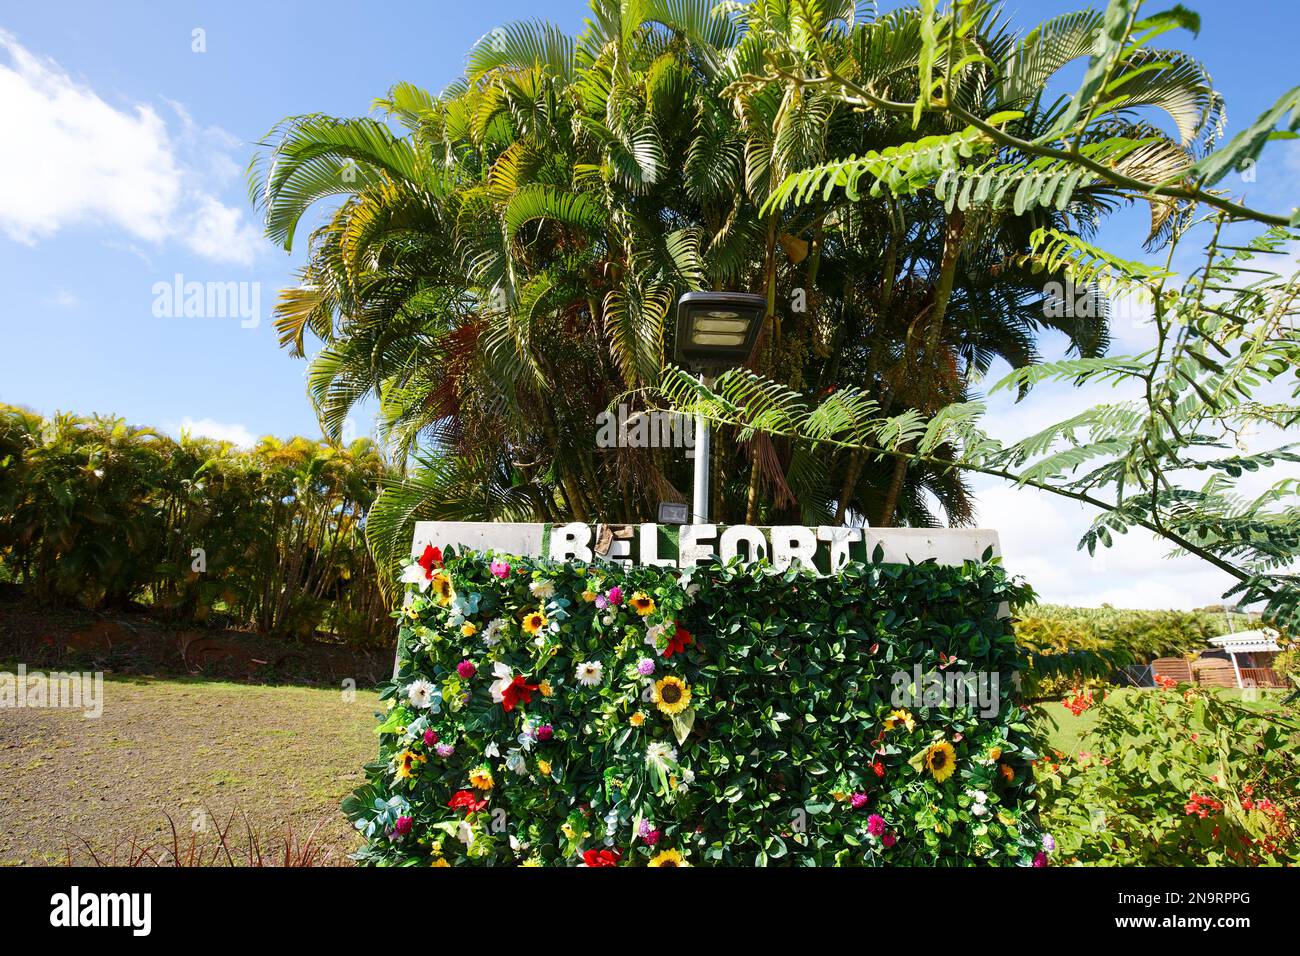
[{"left": 346, "top": 548, "right": 1049, "bottom": 866}]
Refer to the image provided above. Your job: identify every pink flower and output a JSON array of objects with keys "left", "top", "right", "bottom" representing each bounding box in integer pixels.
[
  {"left": 456, "top": 660, "right": 476, "bottom": 679},
  {"left": 1032, "top": 851, "right": 1048, "bottom": 867},
  {"left": 423, "top": 729, "right": 438, "bottom": 746},
  {"left": 866, "top": 814, "right": 886, "bottom": 837},
  {"left": 394, "top": 815, "right": 413, "bottom": 837},
  {"left": 881, "top": 832, "right": 897, "bottom": 848},
  {"left": 636, "top": 658, "right": 656, "bottom": 676},
  {"left": 607, "top": 586, "right": 623, "bottom": 605},
  {"left": 850, "top": 792, "right": 869, "bottom": 810},
  {"left": 435, "top": 743, "right": 455, "bottom": 758},
  {"left": 535, "top": 724, "right": 554, "bottom": 742},
  {"left": 490, "top": 559, "right": 510, "bottom": 579},
  {"left": 643, "top": 828, "right": 661, "bottom": 846}
]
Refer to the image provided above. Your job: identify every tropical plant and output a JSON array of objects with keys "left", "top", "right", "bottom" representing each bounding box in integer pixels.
[
  {"left": 657, "top": 0, "right": 1300, "bottom": 630},
  {"left": 248, "top": 0, "right": 1169, "bottom": 584},
  {"left": 0, "top": 404, "right": 393, "bottom": 644}
]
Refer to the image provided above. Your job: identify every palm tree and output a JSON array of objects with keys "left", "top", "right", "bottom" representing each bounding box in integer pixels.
[{"left": 247, "top": 1, "right": 1217, "bottom": 576}]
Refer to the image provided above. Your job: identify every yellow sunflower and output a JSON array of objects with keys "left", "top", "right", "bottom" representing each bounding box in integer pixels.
[
  {"left": 647, "top": 849, "right": 687, "bottom": 867},
  {"left": 469, "top": 767, "right": 495, "bottom": 791},
  {"left": 431, "top": 572, "right": 455, "bottom": 606},
  {"left": 884, "top": 709, "right": 915, "bottom": 732},
  {"left": 522, "top": 609, "right": 548, "bottom": 635},
  {"left": 653, "top": 676, "right": 691, "bottom": 715},
  {"left": 924, "top": 741, "right": 957, "bottom": 783},
  {"left": 630, "top": 592, "right": 656, "bottom": 616},
  {"left": 394, "top": 748, "right": 426, "bottom": 780},
  {"left": 629, "top": 711, "right": 646, "bottom": 727}
]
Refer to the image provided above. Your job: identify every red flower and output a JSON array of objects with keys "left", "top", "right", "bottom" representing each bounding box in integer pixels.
[
  {"left": 501, "top": 675, "right": 539, "bottom": 712},
  {"left": 416, "top": 544, "right": 443, "bottom": 580},
  {"left": 871, "top": 760, "right": 885, "bottom": 778},
  {"left": 664, "top": 623, "right": 694, "bottom": 658},
  {"left": 448, "top": 790, "right": 487, "bottom": 813},
  {"left": 582, "top": 848, "right": 622, "bottom": 867}
]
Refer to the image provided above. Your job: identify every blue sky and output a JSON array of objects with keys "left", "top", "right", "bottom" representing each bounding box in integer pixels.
[{"left": 1, "top": 1, "right": 1296, "bottom": 608}]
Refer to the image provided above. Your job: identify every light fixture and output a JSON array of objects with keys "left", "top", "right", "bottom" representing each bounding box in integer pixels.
[
  {"left": 672, "top": 292, "right": 768, "bottom": 525},
  {"left": 673, "top": 292, "right": 768, "bottom": 373}
]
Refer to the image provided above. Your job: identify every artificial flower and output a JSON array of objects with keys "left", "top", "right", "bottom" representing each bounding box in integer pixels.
[
  {"left": 636, "top": 657, "right": 656, "bottom": 676},
  {"left": 629, "top": 711, "right": 646, "bottom": 727},
  {"left": 536, "top": 759, "right": 552, "bottom": 776},
  {"left": 575, "top": 661, "right": 605, "bottom": 686},
  {"left": 645, "top": 741, "right": 677, "bottom": 764},
  {"left": 399, "top": 545, "right": 443, "bottom": 590},
  {"left": 435, "top": 742, "right": 455, "bottom": 758},
  {"left": 461, "top": 622, "right": 477, "bottom": 638},
  {"left": 530, "top": 579, "right": 556, "bottom": 600},
  {"left": 647, "top": 849, "right": 687, "bottom": 867},
  {"left": 925, "top": 741, "right": 957, "bottom": 783},
  {"left": 582, "top": 848, "right": 621, "bottom": 867},
  {"left": 653, "top": 676, "right": 691, "bottom": 715},
  {"left": 393, "top": 815, "right": 413, "bottom": 838},
  {"left": 664, "top": 623, "right": 693, "bottom": 658},
  {"left": 423, "top": 729, "right": 438, "bottom": 747},
  {"left": 456, "top": 660, "right": 477, "bottom": 679},
  {"left": 581, "top": 590, "right": 597, "bottom": 602},
  {"left": 469, "top": 767, "right": 495, "bottom": 791},
  {"left": 884, "top": 709, "right": 915, "bottom": 732},
  {"left": 629, "top": 592, "right": 655, "bottom": 616},
  {"left": 850, "top": 792, "right": 870, "bottom": 810},
  {"left": 430, "top": 572, "right": 455, "bottom": 606},
  {"left": 606, "top": 586, "right": 623, "bottom": 605},
  {"left": 448, "top": 789, "right": 487, "bottom": 813},
  {"left": 522, "top": 609, "right": 548, "bottom": 635},
  {"left": 999, "top": 763, "right": 1015, "bottom": 783},
  {"left": 394, "top": 748, "right": 425, "bottom": 780},
  {"left": 538, "top": 680, "right": 553, "bottom": 697},
  {"left": 482, "top": 618, "right": 505, "bottom": 646},
  {"left": 881, "top": 832, "right": 897, "bottom": 848},
  {"left": 489, "top": 559, "right": 510, "bottom": 579},
  {"left": 406, "top": 679, "right": 436, "bottom": 709},
  {"left": 866, "top": 814, "right": 886, "bottom": 836},
  {"left": 534, "top": 724, "right": 554, "bottom": 741},
  {"left": 431, "top": 859, "right": 451, "bottom": 867},
  {"left": 488, "top": 662, "right": 540, "bottom": 712}
]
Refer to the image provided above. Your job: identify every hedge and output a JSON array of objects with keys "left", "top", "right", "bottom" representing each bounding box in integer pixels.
[{"left": 344, "top": 546, "right": 1049, "bottom": 866}]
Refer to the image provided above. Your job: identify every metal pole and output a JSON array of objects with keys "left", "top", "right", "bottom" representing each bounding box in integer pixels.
[{"left": 692, "top": 373, "right": 711, "bottom": 524}]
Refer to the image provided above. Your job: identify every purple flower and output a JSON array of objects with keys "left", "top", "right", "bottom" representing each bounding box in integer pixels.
[
  {"left": 393, "top": 815, "right": 413, "bottom": 837},
  {"left": 435, "top": 743, "right": 455, "bottom": 758},
  {"left": 489, "top": 559, "right": 510, "bottom": 578},
  {"left": 423, "top": 729, "right": 438, "bottom": 746},
  {"left": 850, "top": 792, "right": 869, "bottom": 810},
  {"left": 636, "top": 657, "right": 656, "bottom": 676},
  {"left": 1032, "top": 850, "right": 1048, "bottom": 868},
  {"left": 607, "top": 586, "right": 623, "bottom": 605},
  {"left": 866, "top": 813, "right": 886, "bottom": 837},
  {"left": 1042, "top": 833, "right": 1055, "bottom": 852},
  {"left": 594, "top": 594, "right": 608, "bottom": 610},
  {"left": 638, "top": 819, "right": 655, "bottom": 837},
  {"left": 456, "top": 659, "right": 476, "bottom": 679},
  {"left": 534, "top": 724, "right": 554, "bottom": 742}
]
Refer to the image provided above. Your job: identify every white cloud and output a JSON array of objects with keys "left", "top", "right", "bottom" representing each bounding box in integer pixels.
[
  {"left": 0, "top": 30, "right": 265, "bottom": 265},
  {"left": 44, "top": 289, "right": 80, "bottom": 308},
  {"left": 174, "top": 417, "right": 256, "bottom": 448}
]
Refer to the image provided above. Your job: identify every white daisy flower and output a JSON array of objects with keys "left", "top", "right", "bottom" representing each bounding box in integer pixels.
[
  {"left": 482, "top": 618, "right": 506, "bottom": 646},
  {"left": 529, "top": 579, "right": 556, "bottom": 599},
  {"left": 406, "top": 679, "right": 436, "bottom": 709},
  {"left": 575, "top": 660, "right": 605, "bottom": 686}
]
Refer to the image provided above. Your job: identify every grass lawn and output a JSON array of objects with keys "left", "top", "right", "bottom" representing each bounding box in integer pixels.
[
  {"left": 0, "top": 670, "right": 381, "bottom": 866},
  {"left": 1029, "top": 687, "right": 1289, "bottom": 754}
]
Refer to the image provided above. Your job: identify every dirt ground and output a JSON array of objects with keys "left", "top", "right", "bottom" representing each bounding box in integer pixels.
[{"left": 0, "top": 674, "right": 382, "bottom": 866}]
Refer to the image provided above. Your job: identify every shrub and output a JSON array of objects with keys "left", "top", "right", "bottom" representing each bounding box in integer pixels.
[
  {"left": 344, "top": 547, "right": 1048, "bottom": 866},
  {"left": 1035, "top": 686, "right": 1300, "bottom": 865}
]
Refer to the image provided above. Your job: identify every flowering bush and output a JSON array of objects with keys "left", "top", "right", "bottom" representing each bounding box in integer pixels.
[
  {"left": 344, "top": 546, "right": 1045, "bottom": 866},
  {"left": 1036, "top": 684, "right": 1300, "bottom": 865}
]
